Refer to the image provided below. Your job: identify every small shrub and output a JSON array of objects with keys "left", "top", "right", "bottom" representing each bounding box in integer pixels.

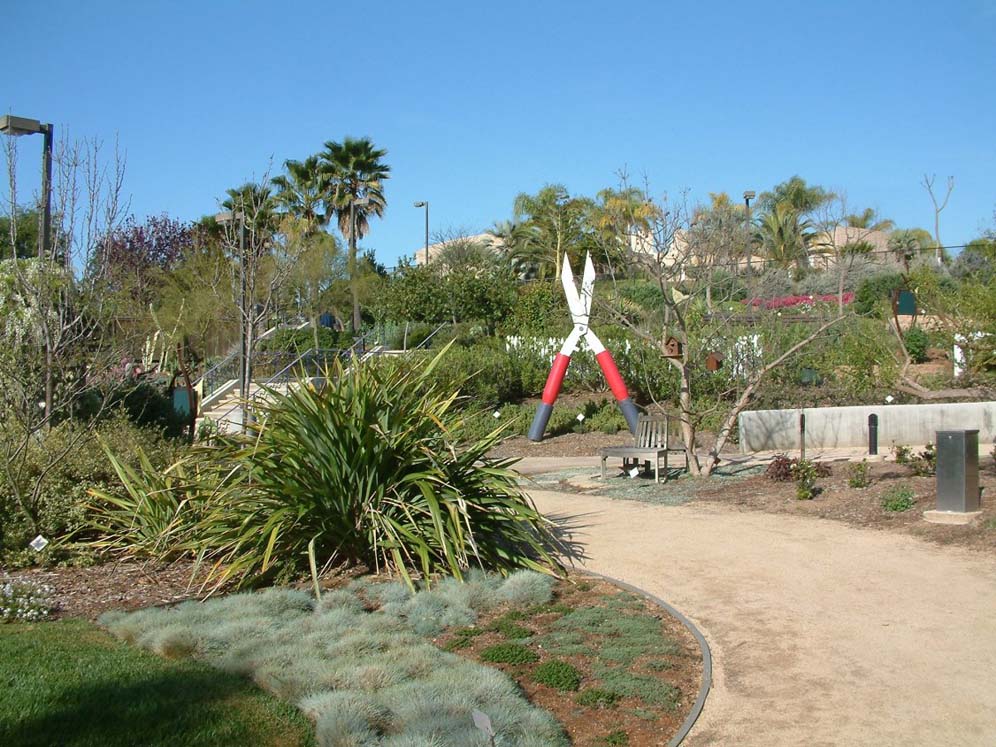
[
  {"left": 0, "top": 577, "right": 55, "bottom": 622},
  {"left": 527, "top": 601, "right": 572, "bottom": 617},
  {"left": 479, "top": 642, "right": 539, "bottom": 664},
  {"left": 598, "top": 730, "right": 630, "bottom": 745},
  {"left": 490, "top": 615, "right": 532, "bottom": 640},
  {"left": 892, "top": 444, "right": 913, "bottom": 465},
  {"left": 848, "top": 460, "right": 872, "bottom": 489},
  {"left": 644, "top": 659, "right": 674, "bottom": 672},
  {"left": 788, "top": 459, "right": 829, "bottom": 500},
  {"left": 911, "top": 443, "right": 936, "bottom": 477},
  {"left": 765, "top": 454, "right": 796, "bottom": 481},
  {"left": 532, "top": 660, "right": 582, "bottom": 691},
  {"left": 582, "top": 400, "right": 627, "bottom": 435},
  {"left": 881, "top": 485, "right": 915, "bottom": 512},
  {"left": 499, "top": 571, "right": 555, "bottom": 607},
  {"left": 1, "top": 414, "right": 183, "bottom": 564},
  {"left": 903, "top": 327, "right": 930, "bottom": 364},
  {"left": 576, "top": 687, "right": 621, "bottom": 708},
  {"left": 443, "top": 626, "right": 484, "bottom": 651},
  {"left": 593, "top": 664, "right": 681, "bottom": 708}
]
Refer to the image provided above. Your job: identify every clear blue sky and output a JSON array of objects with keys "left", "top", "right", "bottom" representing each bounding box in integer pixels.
[{"left": 5, "top": 0, "right": 995, "bottom": 264}]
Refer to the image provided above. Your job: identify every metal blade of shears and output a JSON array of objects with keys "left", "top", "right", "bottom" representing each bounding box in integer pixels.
[
  {"left": 560, "top": 254, "right": 586, "bottom": 326},
  {"left": 580, "top": 252, "right": 596, "bottom": 318}
]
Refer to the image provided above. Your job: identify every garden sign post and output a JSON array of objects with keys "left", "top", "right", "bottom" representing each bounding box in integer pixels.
[{"left": 528, "top": 252, "right": 639, "bottom": 441}]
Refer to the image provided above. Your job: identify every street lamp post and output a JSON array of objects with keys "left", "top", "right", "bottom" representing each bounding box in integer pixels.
[
  {"left": 743, "top": 190, "right": 755, "bottom": 274},
  {"left": 2, "top": 114, "right": 56, "bottom": 422},
  {"left": 413, "top": 201, "right": 429, "bottom": 263},
  {"left": 0, "top": 115, "right": 54, "bottom": 262}
]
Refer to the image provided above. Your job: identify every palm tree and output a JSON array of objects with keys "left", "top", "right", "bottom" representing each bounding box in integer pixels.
[
  {"left": 845, "top": 207, "right": 895, "bottom": 232},
  {"left": 271, "top": 155, "right": 326, "bottom": 232},
  {"left": 513, "top": 184, "right": 594, "bottom": 279},
  {"left": 760, "top": 176, "right": 834, "bottom": 214},
  {"left": 592, "top": 187, "right": 659, "bottom": 266},
  {"left": 221, "top": 182, "right": 278, "bottom": 236},
  {"left": 488, "top": 219, "right": 542, "bottom": 279},
  {"left": 320, "top": 137, "right": 390, "bottom": 332},
  {"left": 756, "top": 203, "right": 813, "bottom": 269}
]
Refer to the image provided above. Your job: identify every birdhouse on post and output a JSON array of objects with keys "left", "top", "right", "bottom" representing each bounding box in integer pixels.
[
  {"left": 664, "top": 336, "right": 683, "bottom": 358},
  {"left": 705, "top": 351, "right": 724, "bottom": 371}
]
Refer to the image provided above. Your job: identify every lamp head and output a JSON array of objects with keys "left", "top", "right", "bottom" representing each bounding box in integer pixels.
[
  {"left": 413, "top": 201, "right": 427, "bottom": 208},
  {"left": 0, "top": 115, "right": 46, "bottom": 136}
]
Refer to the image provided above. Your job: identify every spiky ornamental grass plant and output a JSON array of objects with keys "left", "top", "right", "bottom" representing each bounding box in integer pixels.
[
  {"left": 89, "top": 347, "right": 562, "bottom": 591},
  {"left": 100, "top": 576, "right": 568, "bottom": 747}
]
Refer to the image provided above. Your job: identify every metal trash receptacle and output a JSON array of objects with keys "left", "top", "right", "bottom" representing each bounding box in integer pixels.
[{"left": 935, "top": 430, "right": 980, "bottom": 513}]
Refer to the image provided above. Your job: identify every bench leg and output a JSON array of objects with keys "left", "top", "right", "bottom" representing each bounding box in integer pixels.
[
  {"left": 663, "top": 450, "right": 668, "bottom": 483},
  {"left": 601, "top": 456, "right": 606, "bottom": 480},
  {"left": 655, "top": 458, "right": 660, "bottom": 484}
]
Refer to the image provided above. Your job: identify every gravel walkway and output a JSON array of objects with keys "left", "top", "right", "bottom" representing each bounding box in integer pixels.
[{"left": 526, "top": 471, "right": 996, "bottom": 746}]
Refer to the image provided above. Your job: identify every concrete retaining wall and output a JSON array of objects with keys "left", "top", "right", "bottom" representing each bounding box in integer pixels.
[{"left": 738, "top": 401, "right": 996, "bottom": 453}]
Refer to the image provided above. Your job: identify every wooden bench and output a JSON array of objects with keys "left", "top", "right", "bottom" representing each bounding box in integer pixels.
[{"left": 600, "top": 414, "right": 683, "bottom": 483}]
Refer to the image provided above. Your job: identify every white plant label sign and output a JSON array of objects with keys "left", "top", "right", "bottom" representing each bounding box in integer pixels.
[
  {"left": 30, "top": 535, "right": 49, "bottom": 552},
  {"left": 472, "top": 708, "right": 495, "bottom": 738}
]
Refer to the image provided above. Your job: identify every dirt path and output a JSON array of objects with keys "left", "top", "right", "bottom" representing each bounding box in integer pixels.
[{"left": 528, "top": 486, "right": 996, "bottom": 746}]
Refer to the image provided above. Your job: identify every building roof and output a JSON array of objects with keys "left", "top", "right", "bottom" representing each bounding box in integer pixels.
[
  {"left": 413, "top": 232, "right": 505, "bottom": 265},
  {"left": 810, "top": 226, "right": 892, "bottom": 254}
]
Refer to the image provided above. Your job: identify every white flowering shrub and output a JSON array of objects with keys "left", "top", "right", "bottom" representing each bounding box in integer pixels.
[{"left": 0, "top": 577, "right": 56, "bottom": 623}]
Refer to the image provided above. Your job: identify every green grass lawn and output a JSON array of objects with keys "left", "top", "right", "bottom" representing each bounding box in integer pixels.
[{"left": 0, "top": 619, "right": 315, "bottom": 747}]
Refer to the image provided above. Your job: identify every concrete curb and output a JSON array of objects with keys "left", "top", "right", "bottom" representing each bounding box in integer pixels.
[{"left": 580, "top": 570, "right": 712, "bottom": 747}]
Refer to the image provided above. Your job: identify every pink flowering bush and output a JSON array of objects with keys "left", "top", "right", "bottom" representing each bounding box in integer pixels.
[{"left": 748, "top": 292, "right": 854, "bottom": 310}]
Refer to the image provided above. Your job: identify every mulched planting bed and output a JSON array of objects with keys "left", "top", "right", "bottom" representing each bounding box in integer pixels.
[
  {"left": 692, "top": 457, "right": 996, "bottom": 552},
  {"left": 3, "top": 560, "right": 207, "bottom": 620},
  {"left": 436, "top": 576, "right": 703, "bottom": 747}
]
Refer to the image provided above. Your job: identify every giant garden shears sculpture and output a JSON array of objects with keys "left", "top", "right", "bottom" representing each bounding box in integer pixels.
[{"left": 527, "top": 252, "right": 640, "bottom": 442}]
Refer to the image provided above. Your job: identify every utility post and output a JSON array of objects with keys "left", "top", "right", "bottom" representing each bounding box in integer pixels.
[
  {"left": 743, "top": 190, "right": 755, "bottom": 275},
  {"left": 414, "top": 201, "right": 429, "bottom": 263},
  {"left": 1, "top": 115, "right": 56, "bottom": 421}
]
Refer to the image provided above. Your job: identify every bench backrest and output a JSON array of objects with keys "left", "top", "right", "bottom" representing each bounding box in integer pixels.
[{"left": 635, "top": 414, "right": 669, "bottom": 449}]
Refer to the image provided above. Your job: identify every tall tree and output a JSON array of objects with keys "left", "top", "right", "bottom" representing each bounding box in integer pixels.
[
  {"left": 756, "top": 203, "right": 813, "bottom": 269},
  {"left": 686, "top": 193, "right": 750, "bottom": 307},
  {"left": 760, "top": 176, "right": 834, "bottom": 214},
  {"left": 921, "top": 173, "right": 954, "bottom": 264},
  {"left": 222, "top": 183, "right": 277, "bottom": 235},
  {"left": 320, "top": 137, "right": 390, "bottom": 332},
  {"left": 280, "top": 216, "right": 342, "bottom": 347},
  {"left": 513, "top": 184, "right": 594, "bottom": 279},
  {"left": 844, "top": 207, "right": 894, "bottom": 231},
  {"left": 591, "top": 186, "right": 659, "bottom": 267},
  {"left": 271, "top": 155, "right": 326, "bottom": 232},
  {"left": 488, "top": 219, "right": 542, "bottom": 279},
  {"left": 0, "top": 207, "right": 40, "bottom": 260}
]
